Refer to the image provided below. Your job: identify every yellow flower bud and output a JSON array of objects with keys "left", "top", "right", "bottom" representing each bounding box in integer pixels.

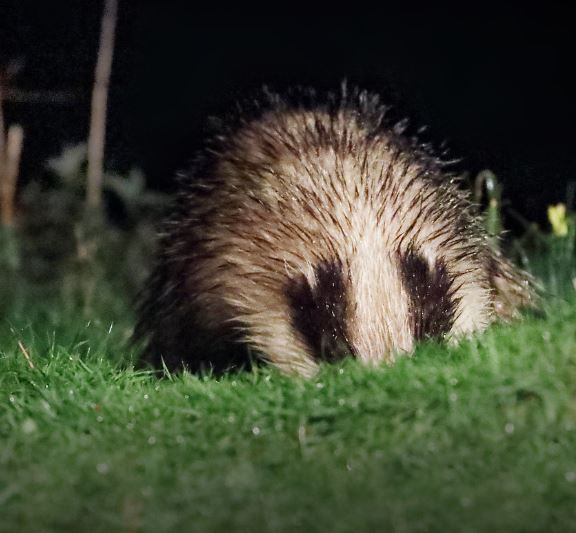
[{"left": 547, "top": 203, "right": 568, "bottom": 237}]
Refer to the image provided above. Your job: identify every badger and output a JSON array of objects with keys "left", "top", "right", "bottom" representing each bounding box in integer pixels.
[{"left": 135, "top": 87, "right": 534, "bottom": 377}]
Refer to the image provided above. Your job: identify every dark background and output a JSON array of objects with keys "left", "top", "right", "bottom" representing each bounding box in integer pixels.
[{"left": 1, "top": 2, "right": 575, "bottom": 225}]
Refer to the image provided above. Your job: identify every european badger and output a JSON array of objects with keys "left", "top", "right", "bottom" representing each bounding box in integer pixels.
[{"left": 135, "top": 88, "right": 534, "bottom": 376}]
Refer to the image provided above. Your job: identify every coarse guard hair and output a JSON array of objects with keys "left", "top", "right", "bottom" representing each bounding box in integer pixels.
[{"left": 135, "top": 86, "right": 534, "bottom": 377}]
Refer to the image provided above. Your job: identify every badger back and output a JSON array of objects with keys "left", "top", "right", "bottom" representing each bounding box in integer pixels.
[{"left": 135, "top": 89, "right": 534, "bottom": 376}]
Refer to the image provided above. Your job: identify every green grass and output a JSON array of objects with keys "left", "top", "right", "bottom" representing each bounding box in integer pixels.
[
  {"left": 1, "top": 281, "right": 576, "bottom": 533},
  {"left": 2, "top": 225, "right": 576, "bottom": 533}
]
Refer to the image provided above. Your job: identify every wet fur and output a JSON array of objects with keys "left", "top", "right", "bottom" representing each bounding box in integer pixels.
[{"left": 135, "top": 87, "right": 534, "bottom": 376}]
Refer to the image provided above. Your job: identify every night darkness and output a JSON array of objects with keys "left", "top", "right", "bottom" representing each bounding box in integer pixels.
[{"left": 1, "top": 3, "right": 575, "bottom": 225}]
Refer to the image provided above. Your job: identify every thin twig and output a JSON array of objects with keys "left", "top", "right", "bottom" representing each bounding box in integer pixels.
[
  {"left": 1, "top": 124, "right": 24, "bottom": 226},
  {"left": 2, "top": 88, "right": 79, "bottom": 104},
  {"left": 86, "top": 0, "right": 118, "bottom": 209},
  {"left": 17, "top": 340, "right": 35, "bottom": 369}
]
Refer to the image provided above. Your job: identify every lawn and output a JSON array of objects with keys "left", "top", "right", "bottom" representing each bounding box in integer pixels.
[{"left": 1, "top": 271, "right": 576, "bottom": 533}]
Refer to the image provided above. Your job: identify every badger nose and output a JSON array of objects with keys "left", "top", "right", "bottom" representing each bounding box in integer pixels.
[{"left": 351, "top": 326, "right": 415, "bottom": 366}]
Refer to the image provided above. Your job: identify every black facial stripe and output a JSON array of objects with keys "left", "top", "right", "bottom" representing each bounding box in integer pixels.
[
  {"left": 399, "top": 250, "right": 456, "bottom": 340},
  {"left": 285, "top": 260, "right": 355, "bottom": 362}
]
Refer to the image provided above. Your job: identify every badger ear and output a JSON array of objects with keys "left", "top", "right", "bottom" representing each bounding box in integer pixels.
[{"left": 488, "top": 252, "right": 538, "bottom": 320}]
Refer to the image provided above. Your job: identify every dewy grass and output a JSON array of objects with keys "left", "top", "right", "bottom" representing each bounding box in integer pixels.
[
  {"left": 1, "top": 286, "right": 576, "bottom": 532},
  {"left": 1, "top": 198, "right": 576, "bottom": 531}
]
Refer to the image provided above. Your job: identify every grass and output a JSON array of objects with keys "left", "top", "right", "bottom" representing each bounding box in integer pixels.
[{"left": 1, "top": 242, "right": 576, "bottom": 532}]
